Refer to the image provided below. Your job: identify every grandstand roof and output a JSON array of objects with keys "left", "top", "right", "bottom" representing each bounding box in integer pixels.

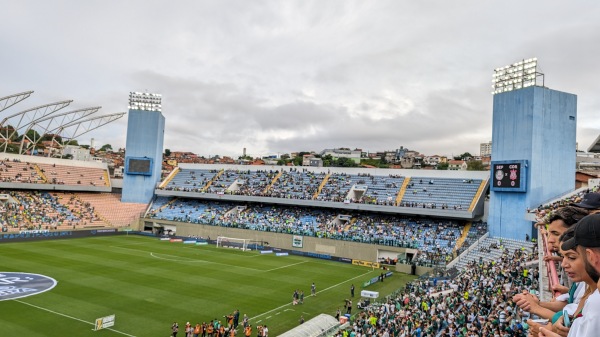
[
  {"left": 278, "top": 314, "right": 339, "bottom": 337},
  {"left": 587, "top": 133, "right": 600, "bottom": 153},
  {"left": 176, "top": 163, "right": 490, "bottom": 180}
]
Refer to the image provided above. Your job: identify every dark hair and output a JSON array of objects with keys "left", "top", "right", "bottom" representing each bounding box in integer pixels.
[
  {"left": 558, "top": 226, "right": 576, "bottom": 245},
  {"left": 548, "top": 206, "right": 589, "bottom": 227}
]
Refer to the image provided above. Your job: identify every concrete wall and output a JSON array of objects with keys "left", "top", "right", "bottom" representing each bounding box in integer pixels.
[
  {"left": 146, "top": 219, "right": 410, "bottom": 262},
  {"left": 122, "top": 109, "right": 165, "bottom": 203},
  {"left": 489, "top": 87, "right": 577, "bottom": 239},
  {"left": 395, "top": 263, "right": 433, "bottom": 276}
]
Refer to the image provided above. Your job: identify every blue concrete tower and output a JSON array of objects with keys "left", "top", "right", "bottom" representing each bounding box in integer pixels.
[
  {"left": 121, "top": 92, "right": 165, "bottom": 203},
  {"left": 488, "top": 86, "right": 577, "bottom": 239}
]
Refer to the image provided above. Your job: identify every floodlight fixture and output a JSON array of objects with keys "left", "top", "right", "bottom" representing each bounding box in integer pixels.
[
  {"left": 491, "top": 58, "right": 544, "bottom": 94},
  {"left": 128, "top": 91, "right": 162, "bottom": 111}
]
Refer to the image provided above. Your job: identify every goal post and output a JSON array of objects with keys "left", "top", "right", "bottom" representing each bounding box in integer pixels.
[{"left": 216, "top": 236, "right": 251, "bottom": 251}]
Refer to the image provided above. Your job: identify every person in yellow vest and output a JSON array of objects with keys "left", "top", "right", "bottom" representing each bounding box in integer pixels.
[{"left": 464, "top": 291, "right": 469, "bottom": 300}]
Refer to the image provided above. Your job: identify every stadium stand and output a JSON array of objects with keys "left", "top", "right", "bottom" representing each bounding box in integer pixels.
[
  {"left": 341, "top": 242, "right": 537, "bottom": 337},
  {"left": 0, "top": 190, "right": 146, "bottom": 232},
  {"left": 158, "top": 165, "right": 489, "bottom": 215},
  {"left": 0, "top": 154, "right": 111, "bottom": 191},
  {"left": 146, "top": 197, "right": 486, "bottom": 266},
  {"left": 398, "top": 177, "right": 482, "bottom": 210}
]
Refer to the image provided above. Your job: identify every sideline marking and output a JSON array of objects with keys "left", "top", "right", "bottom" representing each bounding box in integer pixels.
[
  {"left": 149, "top": 252, "right": 205, "bottom": 263},
  {"left": 111, "top": 245, "right": 261, "bottom": 270},
  {"left": 15, "top": 300, "right": 136, "bottom": 337},
  {"left": 249, "top": 269, "right": 372, "bottom": 321},
  {"left": 264, "top": 261, "right": 307, "bottom": 272},
  {"left": 149, "top": 252, "right": 262, "bottom": 271}
]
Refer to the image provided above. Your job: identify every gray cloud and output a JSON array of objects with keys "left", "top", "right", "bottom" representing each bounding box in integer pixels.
[{"left": 0, "top": 0, "right": 598, "bottom": 158}]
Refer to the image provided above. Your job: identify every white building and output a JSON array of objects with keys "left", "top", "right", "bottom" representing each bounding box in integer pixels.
[
  {"left": 62, "top": 145, "right": 91, "bottom": 161},
  {"left": 320, "top": 148, "right": 361, "bottom": 164},
  {"left": 480, "top": 141, "right": 492, "bottom": 157}
]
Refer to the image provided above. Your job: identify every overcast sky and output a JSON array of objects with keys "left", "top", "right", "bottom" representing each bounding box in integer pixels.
[{"left": 1, "top": 1, "right": 598, "bottom": 158}]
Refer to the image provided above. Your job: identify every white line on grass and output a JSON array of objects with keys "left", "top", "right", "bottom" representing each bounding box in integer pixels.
[
  {"left": 249, "top": 269, "right": 372, "bottom": 321},
  {"left": 181, "top": 245, "right": 262, "bottom": 258},
  {"left": 264, "top": 261, "right": 307, "bottom": 272},
  {"left": 148, "top": 252, "right": 262, "bottom": 271},
  {"left": 111, "top": 245, "right": 262, "bottom": 271},
  {"left": 15, "top": 300, "right": 136, "bottom": 337}
]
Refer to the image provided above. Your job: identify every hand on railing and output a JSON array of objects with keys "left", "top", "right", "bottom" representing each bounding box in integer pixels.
[{"left": 550, "top": 284, "right": 568, "bottom": 295}]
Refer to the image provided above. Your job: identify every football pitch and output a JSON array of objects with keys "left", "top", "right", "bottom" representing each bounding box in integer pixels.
[{"left": 0, "top": 235, "right": 416, "bottom": 336}]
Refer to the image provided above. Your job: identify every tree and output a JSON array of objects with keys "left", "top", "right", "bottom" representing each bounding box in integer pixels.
[
  {"left": 23, "top": 129, "right": 42, "bottom": 142},
  {"left": 437, "top": 162, "right": 449, "bottom": 170},
  {"left": 322, "top": 154, "right": 333, "bottom": 167},
  {"left": 360, "top": 158, "right": 389, "bottom": 168},
  {"left": 454, "top": 152, "right": 473, "bottom": 160},
  {"left": 99, "top": 144, "right": 112, "bottom": 152},
  {"left": 335, "top": 157, "right": 358, "bottom": 167},
  {"left": 467, "top": 160, "right": 486, "bottom": 171},
  {"left": 380, "top": 154, "right": 388, "bottom": 164},
  {"left": 165, "top": 149, "right": 171, "bottom": 157}
]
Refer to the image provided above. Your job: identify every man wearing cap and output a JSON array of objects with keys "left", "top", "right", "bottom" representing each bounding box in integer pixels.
[
  {"left": 540, "top": 214, "right": 600, "bottom": 337},
  {"left": 571, "top": 192, "right": 600, "bottom": 211}
]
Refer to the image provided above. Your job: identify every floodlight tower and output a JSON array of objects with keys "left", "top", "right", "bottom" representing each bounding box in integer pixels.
[
  {"left": 121, "top": 92, "right": 165, "bottom": 203},
  {"left": 488, "top": 58, "right": 577, "bottom": 240}
]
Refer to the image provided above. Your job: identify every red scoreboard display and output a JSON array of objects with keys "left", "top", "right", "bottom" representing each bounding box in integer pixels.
[{"left": 490, "top": 160, "right": 527, "bottom": 192}]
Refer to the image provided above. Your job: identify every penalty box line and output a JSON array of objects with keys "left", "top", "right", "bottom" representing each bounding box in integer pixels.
[
  {"left": 249, "top": 269, "right": 373, "bottom": 321},
  {"left": 15, "top": 300, "right": 136, "bottom": 337}
]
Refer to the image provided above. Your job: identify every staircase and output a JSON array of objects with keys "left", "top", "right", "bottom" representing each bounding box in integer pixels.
[
  {"left": 203, "top": 169, "right": 224, "bottom": 191},
  {"left": 159, "top": 167, "right": 180, "bottom": 188},
  {"left": 453, "top": 222, "right": 472, "bottom": 253},
  {"left": 263, "top": 171, "right": 283, "bottom": 194},
  {"left": 313, "top": 173, "right": 331, "bottom": 199},
  {"left": 468, "top": 180, "right": 487, "bottom": 211},
  {"left": 395, "top": 177, "right": 411, "bottom": 205},
  {"left": 33, "top": 164, "right": 48, "bottom": 183}
]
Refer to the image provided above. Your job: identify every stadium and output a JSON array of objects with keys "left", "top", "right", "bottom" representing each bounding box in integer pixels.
[{"left": 0, "top": 58, "right": 597, "bottom": 337}]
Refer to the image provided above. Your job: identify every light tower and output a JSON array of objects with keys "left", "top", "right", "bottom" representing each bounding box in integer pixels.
[
  {"left": 488, "top": 58, "right": 576, "bottom": 239},
  {"left": 121, "top": 92, "right": 165, "bottom": 203}
]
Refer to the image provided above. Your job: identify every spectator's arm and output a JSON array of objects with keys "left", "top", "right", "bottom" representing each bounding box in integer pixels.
[
  {"left": 539, "top": 326, "right": 562, "bottom": 337},
  {"left": 551, "top": 316, "right": 569, "bottom": 337},
  {"left": 539, "top": 300, "right": 567, "bottom": 312}
]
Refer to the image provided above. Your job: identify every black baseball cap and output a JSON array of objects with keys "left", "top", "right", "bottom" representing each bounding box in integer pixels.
[
  {"left": 561, "top": 214, "right": 600, "bottom": 251},
  {"left": 571, "top": 193, "right": 600, "bottom": 210}
]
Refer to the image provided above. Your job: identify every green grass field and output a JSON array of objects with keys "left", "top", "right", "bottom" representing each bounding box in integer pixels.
[{"left": 0, "top": 235, "right": 416, "bottom": 336}]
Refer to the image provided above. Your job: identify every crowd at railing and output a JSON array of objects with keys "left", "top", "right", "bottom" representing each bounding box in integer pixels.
[
  {"left": 147, "top": 198, "right": 486, "bottom": 266},
  {"left": 337, "top": 192, "right": 600, "bottom": 337},
  {"left": 157, "top": 168, "right": 484, "bottom": 211},
  {"left": 515, "top": 198, "right": 600, "bottom": 337},
  {"left": 530, "top": 186, "right": 599, "bottom": 221},
  {"left": 338, "top": 247, "right": 537, "bottom": 337}
]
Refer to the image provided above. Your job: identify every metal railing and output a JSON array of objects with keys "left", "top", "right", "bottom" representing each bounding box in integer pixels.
[{"left": 539, "top": 227, "right": 561, "bottom": 298}]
